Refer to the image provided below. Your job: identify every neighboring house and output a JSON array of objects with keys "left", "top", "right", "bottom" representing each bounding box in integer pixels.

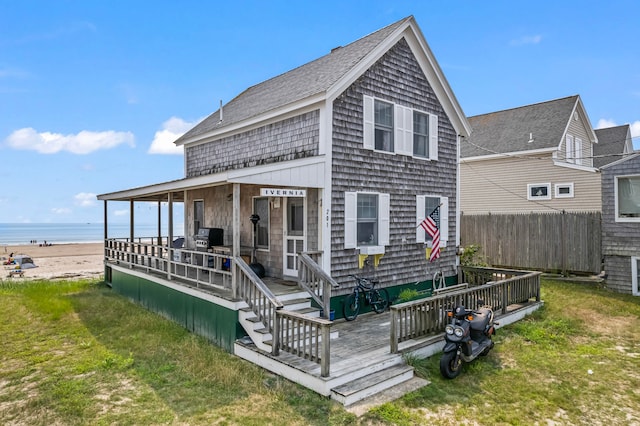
[
  {"left": 601, "top": 153, "right": 640, "bottom": 295},
  {"left": 594, "top": 124, "right": 634, "bottom": 169},
  {"left": 98, "top": 16, "right": 470, "bottom": 341},
  {"left": 460, "top": 95, "right": 632, "bottom": 214}
]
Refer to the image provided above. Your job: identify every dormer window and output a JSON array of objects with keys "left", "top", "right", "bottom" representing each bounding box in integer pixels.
[{"left": 565, "top": 134, "right": 583, "bottom": 165}]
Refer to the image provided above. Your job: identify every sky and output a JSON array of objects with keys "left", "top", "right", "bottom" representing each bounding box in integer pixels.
[{"left": 1, "top": 1, "right": 639, "bottom": 224}]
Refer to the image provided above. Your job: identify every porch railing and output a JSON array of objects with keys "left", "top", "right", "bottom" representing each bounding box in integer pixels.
[
  {"left": 297, "top": 252, "right": 339, "bottom": 319},
  {"left": 390, "top": 267, "right": 541, "bottom": 353},
  {"left": 233, "top": 256, "right": 283, "bottom": 351},
  {"left": 274, "top": 310, "right": 333, "bottom": 377},
  {"left": 104, "top": 238, "right": 232, "bottom": 289}
]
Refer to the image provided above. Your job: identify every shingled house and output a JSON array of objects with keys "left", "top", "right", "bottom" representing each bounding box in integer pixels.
[
  {"left": 601, "top": 152, "right": 640, "bottom": 295},
  {"left": 97, "top": 16, "right": 477, "bottom": 401}
]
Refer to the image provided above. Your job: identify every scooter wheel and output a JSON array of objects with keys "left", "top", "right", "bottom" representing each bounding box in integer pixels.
[{"left": 440, "top": 351, "right": 462, "bottom": 379}]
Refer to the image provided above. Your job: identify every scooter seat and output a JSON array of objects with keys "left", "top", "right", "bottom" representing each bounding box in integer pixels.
[{"left": 469, "top": 309, "right": 491, "bottom": 331}]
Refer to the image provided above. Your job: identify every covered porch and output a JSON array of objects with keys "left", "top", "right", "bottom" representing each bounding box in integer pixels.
[{"left": 101, "top": 239, "right": 542, "bottom": 406}]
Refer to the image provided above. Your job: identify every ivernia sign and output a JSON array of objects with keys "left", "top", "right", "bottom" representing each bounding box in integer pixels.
[{"left": 260, "top": 188, "right": 306, "bottom": 197}]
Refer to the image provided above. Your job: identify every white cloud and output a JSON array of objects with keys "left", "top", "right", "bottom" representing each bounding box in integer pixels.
[
  {"left": 148, "top": 116, "right": 202, "bottom": 155},
  {"left": 510, "top": 35, "right": 542, "bottom": 46},
  {"left": 596, "top": 118, "right": 617, "bottom": 129},
  {"left": 114, "top": 209, "right": 129, "bottom": 217},
  {"left": 631, "top": 121, "right": 640, "bottom": 139},
  {"left": 5, "top": 128, "right": 135, "bottom": 154},
  {"left": 51, "top": 207, "right": 72, "bottom": 215},
  {"left": 74, "top": 192, "right": 97, "bottom": 207}
]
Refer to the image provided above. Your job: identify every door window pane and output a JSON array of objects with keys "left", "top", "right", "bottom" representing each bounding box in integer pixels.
[{"left": 288, "top": 198, "right": 304, "bottom": 236}]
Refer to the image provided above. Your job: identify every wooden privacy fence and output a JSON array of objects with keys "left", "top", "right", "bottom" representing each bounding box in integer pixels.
[{"left": 461, "top": 212, "right": 602, "bottom": 274}]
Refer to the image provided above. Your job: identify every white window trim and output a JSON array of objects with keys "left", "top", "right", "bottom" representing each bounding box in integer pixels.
[
  {"left": 614, "top": 175, "right": 640, "bottom": 223},
  {"left": 527, "top": 183, "right": 551, "bottom": 201},
  {"left": 344, "top": 191, "right": 390, "bottom": 250},
  {"left": 363, "top": 95, "right": 438, "bottom": 160},
  {"left": 415, "top": 195, "right": 448, "bottom": 247},
  {"left": 632, "top": 256, "right": 640, "bottom": 296},
  {"left": 554, "top": 183, "right": 574, "bottom": 199}
]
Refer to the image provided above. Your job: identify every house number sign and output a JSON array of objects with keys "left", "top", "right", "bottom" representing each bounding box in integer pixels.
[{"left": 260, "top": 188, "right": 306, "bottom": 197}]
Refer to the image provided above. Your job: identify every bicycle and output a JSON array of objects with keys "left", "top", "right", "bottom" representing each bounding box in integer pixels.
[{"left": 342, "top": 275, "right": 390, "bottom": 321}]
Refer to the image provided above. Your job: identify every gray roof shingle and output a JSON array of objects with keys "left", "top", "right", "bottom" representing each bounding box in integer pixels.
[
  {"left": 175, "top": 16, "right": 412, "bottom": 144},
  {"left": 594, "top": 125, "right": 632, "bottom": 168},
  {"left": 461, "top": 95, "right": 579, "bottom": 158}
]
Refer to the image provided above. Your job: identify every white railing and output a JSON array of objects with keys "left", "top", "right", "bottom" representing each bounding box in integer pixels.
[{"left": 104, "top": 238, "right": 231, "bottom": 289}]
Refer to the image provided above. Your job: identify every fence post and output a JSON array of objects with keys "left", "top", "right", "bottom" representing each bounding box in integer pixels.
[
  {"left": 272, "top": 311, "right": 280, "bottom": 356},
  {"left": 390, "top": 308, "right": 398, "bottom": 353},
  {"left": 321, "top": 324, "right": 330, "bottom": 377},
  {"left": 502, "top": 280, "right": 508, "bottom": 315}
]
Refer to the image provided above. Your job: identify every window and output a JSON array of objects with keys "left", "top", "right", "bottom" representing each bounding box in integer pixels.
[
  {"left": 253, "top": 197, "right": 270, "bottom": 248},
  {"left": 555, "top": 183, "right": 574, "bottom": 198},
  {"left": 565, "top": 135, "right": 575, "bottom": 163},
  {"left": 193, "top": 200, "right": 204, "bottom": 232},
  {"left": 574, "top": 137, "right": 583, "bottom": 165},
  {"left": 632, "top": 257, "right": 640, "bottom": 296},
  {"left": 363, "top": 95, "right": 438, "bottom": 160},
  {"left": 357, "top": 194, "right": 378, "bottom": 245},
  {"left": 416, "top": 195, "right": 448, "bottom": 246},
  {"left": 374, "top": 100, "right": 394, "bottom": 152},
  {"left": 527, "top": 183, "right": 551, "bottom": 201},
  {"left": 616, "top": 176, "right": 640, "bottom": 221},
  {"left": 344, "top": 192, "right": 390, "bottom": 249},
  {"left": 413, "top": 111, "right": 429, "bottom": 158}
]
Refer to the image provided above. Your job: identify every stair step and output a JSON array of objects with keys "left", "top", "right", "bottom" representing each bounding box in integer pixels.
[
  {"left": 281, "top": 298, "right": 311, "bottom": 311},
  {"left": 331, "top": 364, "right": 414, "bottom": 406}
]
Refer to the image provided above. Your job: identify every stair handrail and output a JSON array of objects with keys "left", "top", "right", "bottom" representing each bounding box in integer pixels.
[
  {"left": 233, "top": 256, "right": 283, "bottom": 354},
  {"left": 297, "top": 252, "right": 339, "bottom": 319}
]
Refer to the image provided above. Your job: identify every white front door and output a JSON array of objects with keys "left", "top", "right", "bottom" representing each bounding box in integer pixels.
[{"left": 283, "top": 197, "right": 305, "bottom": 277}]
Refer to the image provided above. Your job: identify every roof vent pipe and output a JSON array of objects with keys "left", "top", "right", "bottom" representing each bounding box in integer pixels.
[{"left": 219, "top": 100, "right": 223, "bottom": 123}]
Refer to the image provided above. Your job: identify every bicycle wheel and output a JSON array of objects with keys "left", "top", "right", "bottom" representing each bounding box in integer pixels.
[
  {"left": 370, "top": 288, "right": 389, "bottom": 313},
  {"left": 343, "top": 292, "right": 360, "bottom": 321}
]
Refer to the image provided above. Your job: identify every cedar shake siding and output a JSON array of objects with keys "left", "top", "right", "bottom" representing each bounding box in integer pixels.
[
  {"left": 602, "top": 154, "right": 640, "bottom": 294},
  {"left": 185, "top": 111, "right": 320, "bottom": 178},
  {"left": 330, "top": 38, "right": 458, "bottom": 292}
]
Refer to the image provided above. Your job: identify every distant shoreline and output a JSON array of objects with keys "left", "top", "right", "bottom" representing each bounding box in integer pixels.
[{"left": 2, "top": 242, "right": 104, "bottom": 281}]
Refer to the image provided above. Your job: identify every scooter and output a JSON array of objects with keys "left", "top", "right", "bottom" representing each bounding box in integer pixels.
[{"left": 440, "top": 300, "right": 498, "bottom": 379}]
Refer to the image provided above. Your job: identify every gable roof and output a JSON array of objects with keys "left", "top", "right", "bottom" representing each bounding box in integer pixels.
[
  {"left": 175, "top": 16, "right": 470, "bottom": 146},
  {"left": 461, "top": 95, "right": 586, "bottom": 159},
  {"left": 594, "top": 124, "right": 633, "bottom": 168}
]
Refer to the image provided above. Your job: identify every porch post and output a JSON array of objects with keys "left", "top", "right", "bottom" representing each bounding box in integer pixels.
[
  {"left": 168, "top": 192, "right": 174, "bottom": 279},
  {"left": 157, "top": 200, "right": 162, "bottom": 246},
  {"left": 232, "top": 183, "right": 240, "bottom": 299},
  {"left": 103, "top": 200, "right": 108, "bottom": 257},
  {"left": 129, "top": 199, "right": 135, "bottom": 267}
]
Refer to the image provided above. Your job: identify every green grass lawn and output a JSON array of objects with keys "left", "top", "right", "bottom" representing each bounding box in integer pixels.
[{"left": 1, "top": 278, "right": 639, "bottom": 425}]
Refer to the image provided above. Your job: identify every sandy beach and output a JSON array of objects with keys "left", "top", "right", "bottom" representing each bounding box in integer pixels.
[{"left": 1, "top": 242, "right": 104, "bottom": 281}]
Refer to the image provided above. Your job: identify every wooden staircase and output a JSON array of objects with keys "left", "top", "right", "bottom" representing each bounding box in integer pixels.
[{"left": 235, "top": 307, "right": 421, "bottom": 407}]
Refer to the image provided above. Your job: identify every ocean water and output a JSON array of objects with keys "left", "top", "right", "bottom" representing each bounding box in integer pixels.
[{"left": 0, "top": 223, "right": 184, "bottom": 245}]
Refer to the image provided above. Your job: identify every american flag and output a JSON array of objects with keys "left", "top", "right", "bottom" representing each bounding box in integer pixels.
[{"left": 419, "top": 205, "right": 440, "bottom": 262}]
